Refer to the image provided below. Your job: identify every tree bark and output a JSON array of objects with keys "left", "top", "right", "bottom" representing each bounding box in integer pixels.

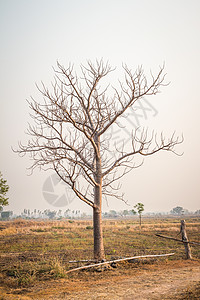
[
  {"left": 93, "top": 205, "right": 105, "bottom": 261},
  {"left": 180, "top": 220, "right": 192, "bottom": 259},
  {"left": 93, "top": 134, "right": 105, "bottom": 261}
]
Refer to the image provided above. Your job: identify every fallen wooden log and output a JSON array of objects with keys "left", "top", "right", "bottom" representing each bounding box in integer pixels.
[
  {"left": 66, "top": 253, "right": 175, "bottom": 274},
  {"left": 69, "top": 260, "right": 96, "bottom": 263},
  {"left": 155, "top": 234, "right": 200, "bottom": 246}
]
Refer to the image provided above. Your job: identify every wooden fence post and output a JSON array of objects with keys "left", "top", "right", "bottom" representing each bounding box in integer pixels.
[{"left": 180, "top": 220, "right": 192, "bottom": 259}]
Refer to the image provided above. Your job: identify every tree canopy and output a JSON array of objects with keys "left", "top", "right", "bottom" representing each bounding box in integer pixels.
[{"left": 16, "top": 60, "right": 182, "bottom": 260}]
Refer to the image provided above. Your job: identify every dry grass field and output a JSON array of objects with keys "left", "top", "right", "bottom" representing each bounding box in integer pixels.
[{"left": 0, "top": 216, "right": 199, "bottom": 299}]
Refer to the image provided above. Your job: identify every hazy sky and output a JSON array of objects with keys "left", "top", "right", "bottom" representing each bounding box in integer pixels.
[{"left": 1, "top": 0, "right": 200, "bottom": 214}]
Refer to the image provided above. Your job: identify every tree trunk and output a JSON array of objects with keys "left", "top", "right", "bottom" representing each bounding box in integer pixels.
[
  {"left": 93, "top": 205, "right": 105, "bottom": 261},
  {"left": 180, "top": 220, "right": 192, "bottom": 259},
  {"left": 93, "top": 134, "right": 105, "bottom": 261}
]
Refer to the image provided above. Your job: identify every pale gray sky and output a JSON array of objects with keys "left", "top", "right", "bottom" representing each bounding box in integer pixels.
[{"left": 0, "top": 0, "right": 200, "bottom": 214}]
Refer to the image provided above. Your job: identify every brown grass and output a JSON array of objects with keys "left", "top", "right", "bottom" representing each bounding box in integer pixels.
[{"left": 0, "top": 217, "right": 199, "bottom": 299}]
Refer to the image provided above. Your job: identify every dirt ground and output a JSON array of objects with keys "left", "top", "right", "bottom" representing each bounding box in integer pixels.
[{"left": 0, "top": 260, "right": 199, "bottom": 299}]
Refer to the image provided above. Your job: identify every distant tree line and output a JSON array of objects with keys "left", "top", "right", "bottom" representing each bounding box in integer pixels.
[{"left": 1, "top": 206, "right": 200, "bottom": 220}]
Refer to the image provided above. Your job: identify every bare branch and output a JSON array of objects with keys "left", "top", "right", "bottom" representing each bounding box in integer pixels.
[
  {"left": 15, "top": 59, "right": 182, "bottom": 219},
  {"left": 99, "top": 64, "right": 166, "bottom": 136}
]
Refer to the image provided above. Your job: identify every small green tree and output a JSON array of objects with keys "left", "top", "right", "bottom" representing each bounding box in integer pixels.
[
  {"left": 0, "top": 172, "right": 9, "bottom": 210},
  {"left": 132, "top": 203, "right": 144, "bottom": 229}
]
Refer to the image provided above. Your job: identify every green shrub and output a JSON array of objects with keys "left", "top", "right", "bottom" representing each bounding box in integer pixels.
[{"left": 86, "top": 225, "right": 93, "bottom": 230}]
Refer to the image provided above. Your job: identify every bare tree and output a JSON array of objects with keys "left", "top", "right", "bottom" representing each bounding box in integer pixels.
[{"left": 16, "top": 60, "right": 182, "bottom": 261}]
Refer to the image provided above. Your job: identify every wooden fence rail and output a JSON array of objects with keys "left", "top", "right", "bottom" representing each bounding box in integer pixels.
[
  {"left": 155, "top": 220, "right": 200, "bottom": 259},
  {"left": 155, "top": 234, "right": 200, "bottom": 246}
]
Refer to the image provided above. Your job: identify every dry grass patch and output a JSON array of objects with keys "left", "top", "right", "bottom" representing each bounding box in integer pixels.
[{"left": 0, "top": 216, "right": 199, "bottom": 295}]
